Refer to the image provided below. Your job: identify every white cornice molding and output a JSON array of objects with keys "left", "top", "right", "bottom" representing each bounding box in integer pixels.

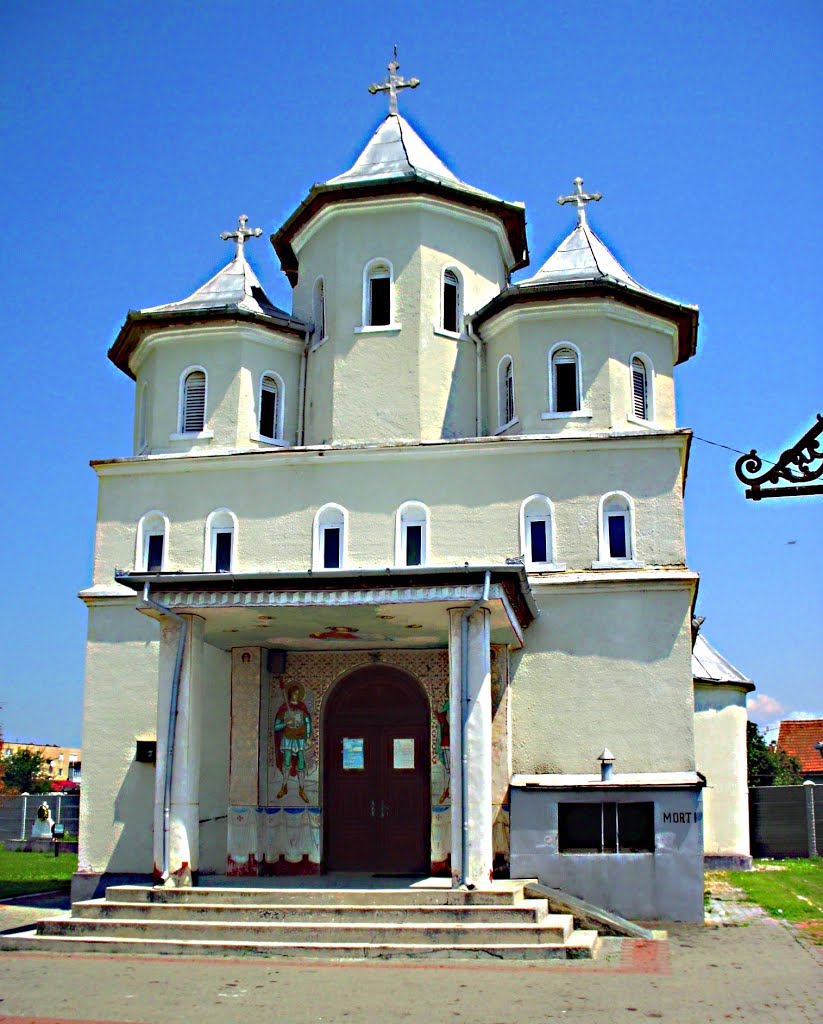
[
  {"left": 130, "top": 323, "right": 304, "bottom": 375},
  {"left": 527, "top": 568, "right": 699, "bottom": 592},
  {"left": 480, "top": 299, "right": 678, "bottom": 350},
  {"left": 92, "top": 429, "right": 690, "bottom": 477},
  {"left": 292, "top": 196, "right": 516, "bottom": 271}
]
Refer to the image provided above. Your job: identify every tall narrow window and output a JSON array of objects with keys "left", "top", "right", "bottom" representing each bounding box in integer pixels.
[
  {"left": 442, "top": 268, "right": 460, "bottom": 333},
  {"left": 259, "top": 374, "right": 281, "bottom": 440},
  {"left": 181, "top": 369, "right": 206, "bottom": 433},
  {"left": 519, "top": 496, "right": 558, "bottom": 569},
  {"left": 630, "top": 354, "right": 654, "bottom": 421},
  {"left": 205, "top": 509, "right": 237, "bottom": 572},
  {"left": 136, "top": 511, "right": 169, "bottom": 572},
  {"left": 364, "top": 260, "right": 392, "bottom": 327},
  {"left": 313, "top": 504, "right": 348, "bottom": 570},
  {"left": 498, "top": 356, "right": 515, "bottom": 428},
  {"left": 550, "top": 346, "right": 580, "bottom": 413},
  {"left": 396, "top": 501, "right": 430, "bottom": 567},
  {"left": 313, "top": 277, "right": 326, "bottom": 340},
  {"left": 597, "top": 492, "right": 636, "bottom": 564}
]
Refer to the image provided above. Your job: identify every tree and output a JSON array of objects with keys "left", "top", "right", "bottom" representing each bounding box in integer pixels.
[
  {"left": 747, "top": 722, "right": 803, "bottom": 787},
  {"left": 1, "top": 748, "right": 52, "bottom": 794}
]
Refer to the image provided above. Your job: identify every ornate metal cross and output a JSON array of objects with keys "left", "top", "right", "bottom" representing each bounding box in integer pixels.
[
  {"left": 368, "top": 47, "right": 420, "bottom": 115},
  {"left": 220, "top": 214, "right": 262, "bottom": 259},
  {"left": 557, "top": 177, "right": 602, "bottom": 226}
]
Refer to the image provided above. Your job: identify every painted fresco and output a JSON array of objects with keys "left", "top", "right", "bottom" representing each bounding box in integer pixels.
[{"left": 227, "top": 646, "right": 510, "bottom": 877}]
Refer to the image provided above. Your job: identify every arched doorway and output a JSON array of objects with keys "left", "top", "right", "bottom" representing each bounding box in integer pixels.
[{"left": 323, "top": 666, "right": 430, "bottom": 874}]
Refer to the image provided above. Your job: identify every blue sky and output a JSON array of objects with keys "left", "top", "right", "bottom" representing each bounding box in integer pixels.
[{"left": 0, "top": 1, "right": 820, "bottom": 748}]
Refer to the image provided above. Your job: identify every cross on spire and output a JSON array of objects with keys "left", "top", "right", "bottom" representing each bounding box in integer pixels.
[
  {"left": 220, "top": 214, "right": 262, "bottom": 259},
  {"left": 368, "top": 46, "right": 420, "bottom": 116},
  {"left": 557, "top": 177, "right": 602, "bottom": 226}
]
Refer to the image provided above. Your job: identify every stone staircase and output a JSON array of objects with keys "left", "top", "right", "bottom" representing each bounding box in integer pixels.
[{"left": 0, "top": 880, "right": 600, "bottom": 960}]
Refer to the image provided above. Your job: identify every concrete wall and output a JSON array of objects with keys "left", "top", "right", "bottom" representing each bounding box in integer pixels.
[
  {"left": 92, "top": 436, "right": 687, "bottom": 581},
  {"left": 694, "top": 681, "right": 751, "bottom": 864},
  {"left": 510, "top": 786, "right": 704, "bottom": 921}
]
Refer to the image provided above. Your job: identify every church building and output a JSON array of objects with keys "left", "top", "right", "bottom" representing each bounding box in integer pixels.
[{"left": 77, "top": 60, "right": 706, "bottom": 921}]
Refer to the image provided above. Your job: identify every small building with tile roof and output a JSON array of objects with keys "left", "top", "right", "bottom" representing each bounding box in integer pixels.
[{"left": 776, "top": 719, "right": 823, "bottom": 781}]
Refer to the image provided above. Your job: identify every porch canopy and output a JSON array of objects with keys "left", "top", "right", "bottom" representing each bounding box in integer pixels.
[{"left": 114, "top": 565, "right": 537, "bottom": 649}]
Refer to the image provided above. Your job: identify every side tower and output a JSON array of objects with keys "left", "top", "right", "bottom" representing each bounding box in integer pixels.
[{"left": 272, "top": 57, "right": 527, "bottom": 444}]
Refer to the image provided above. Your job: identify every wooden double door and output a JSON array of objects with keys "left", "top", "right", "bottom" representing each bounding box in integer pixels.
[{"left": 324, "top": 667, "right": 430, "bottom": 874}]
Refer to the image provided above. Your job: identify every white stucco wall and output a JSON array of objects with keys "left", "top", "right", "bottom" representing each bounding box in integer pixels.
[
  {"left": 92, "top": 435, "right": 687, "bottom": 581},
  {"left": 483, "top": 301, "right": 678, "bottom": 437},
  {"left": 694, "top": 681, "right": 751, "bottom": 860}
]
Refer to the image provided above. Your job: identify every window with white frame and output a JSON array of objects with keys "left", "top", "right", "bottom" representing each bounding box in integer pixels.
[
  {"left": 396, "top": 501, "right": 430, "bottom": 567},
  {"left": 630, "top": 354, "right": 653, "bottom": 421},
  {"left": 205, "top": 509, "right": 237, "bottom": 573},
  {"left": 364, "top": 259, "right": 392, "bottom": 327},
  {"left": 313, "top": 503, "right": 347, "bottom": 570},
  {"left": 137, "top": 383, "right": 149, "bottom": 451},
  {"left": 598, "top": 492, "right": 636, "bottom": 563},
  {"left": 519, "top": 495, "right": 558, "bottom": 569},
  {"left": 498, "top": 355, "right": 515, "bottom": 428},
  {"left": 180, "top": 368, "right": 207, "bottom": 433},
  {"left": 442, "top": 268, "right": 461, "bottom": 333},
  {"left": 549, "top": 344, "right": 581, "bottom": 413},
  {"left": 136, "top": 511, "right": 169, "bottom": 572},
  {"left": 258, "top": 372, "right": 282, "bottom": 440},
  {"left": 313, "top": 277, "right": 326, "bottom": 341}
]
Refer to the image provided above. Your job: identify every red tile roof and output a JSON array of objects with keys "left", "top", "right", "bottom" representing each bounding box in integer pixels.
[{"left": 776, "top": 719, "right": 823, "bottom": 774}]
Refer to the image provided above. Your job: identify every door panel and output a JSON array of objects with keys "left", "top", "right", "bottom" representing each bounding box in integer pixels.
[{"left": 324, "top": 668, "right": 430, "bottom": 874}]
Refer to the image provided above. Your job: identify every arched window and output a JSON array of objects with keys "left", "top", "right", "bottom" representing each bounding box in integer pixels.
[
  {"left": 597, "top": 492, "right": 637, "bottom": 565},
  {"left": 135, "top": 511, "right": 169, "bottom": 572},
  {"left": 180, "top": 367, "right": 207, "bottom": 433},
  {"left": 313, "top": 277, "right": 326, "bottom": 341},
  {"left": 549, "top": 344, "right": 582, "bottom": 414},
  {"left": 630, "top": 353, "right": 654, "bottom": 421},
  {"left": 363, "top": 259, "right": 393, "bottom": 327},
  {"left": 497, "top": 355, "right": 515, "bottom": 428},
  {"left": 312, "top": 503, "right": 348, "bottom": 570},
  {"left": 442, "top": 267, "right": 462, "bottom": 334},
  {"left": 519, "top": 496, "right": 560, "bottom": 569},
  {"left": 137, "top": 383, "right": 149, "bottom": 452},
  {"left": 204, "top": 508, "right": 237, "bottom": 573},
  {"left": 258, "top": 372, "right": 284, "bottom": 441},
  {"left": 395, "top": 501, "right": 430, "bottom": 567}
]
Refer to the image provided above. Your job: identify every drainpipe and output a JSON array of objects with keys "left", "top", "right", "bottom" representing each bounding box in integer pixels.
[
  {"left": 460, "top": 570, "right": 491, "bottom": 887},
  {"left": 465, "top": 318, "right": 483, "bottom": 437},
  {"left": 142, "top": 582, "right": 188, "bottom": 882},
  {"left": 297, "top": 328, "right": 311, "bottom": 446}
]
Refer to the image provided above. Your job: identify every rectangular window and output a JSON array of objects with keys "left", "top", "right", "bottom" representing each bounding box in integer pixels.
[
  {"left": 607, "top": 514, "right": 628, "bottom": 559},
  {"left": 443, "top": 280, "right": 458, "bottom": 332},
  {"left": 323, "top": 527, "right": 341, "bottom": 569},
  {"left": 529, "top": 519, "right": 548, "bottom": 563},
  {"left": 146, "top": 534, "right": 164, "bottom": 572},
  {"left": 555, "top": 362, "right": 579, "bottom": 412},
  {"left": 559, "top": 801, "right": 655, "bottom": 853},
  {"left": 260, "top": 387, "right": 277, "bottom": 438},
  {"left": 632, "top": 367, "right": 647, "bottom": 419},
  {"left": 405, "top": 524, "right": 423, "bottom": 566},
  {"left": 369, "top": 276, "right": 391, "bottom": 326},
  {"left": 214, "top": 531, "right": 232, "bottom": 572}
]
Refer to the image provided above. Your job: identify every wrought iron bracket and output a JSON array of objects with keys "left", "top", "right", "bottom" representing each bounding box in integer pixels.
[{"left": 735, "top": 414, "right": 823, "bottom": 500}]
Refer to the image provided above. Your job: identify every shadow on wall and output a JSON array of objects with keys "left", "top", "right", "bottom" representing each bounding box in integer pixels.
[
  {"left": 110, "top": 759, "right": 155, "bottom": 873},
  {"left": 441, "top": 339, "right": 474, "bottom": 439}
]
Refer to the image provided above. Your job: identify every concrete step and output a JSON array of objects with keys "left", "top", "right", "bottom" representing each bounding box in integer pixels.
[
  {"left": 39, "top": 915, "right": 575, "bottom": 945},
  {"left": 0, "top": 931, "right": 600, "bottom": 960},
  {"left": 73, "top": 898, "right": 550, "bottom": 925},
  {"left": 103, "top": 883, "right": 529, "bottom": 907}
]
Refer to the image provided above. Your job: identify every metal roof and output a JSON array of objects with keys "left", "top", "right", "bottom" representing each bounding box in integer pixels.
[
  {"left": 326, "top": 113, "right": 500, "bottom": 201},
  {"left": 692, "top": 632, "right": 754, "bottom": 690},
  {"left": 141, "top": 252, "right": 289, "bottom": 321}
]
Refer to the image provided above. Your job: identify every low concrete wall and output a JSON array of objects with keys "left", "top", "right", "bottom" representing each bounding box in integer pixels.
[{"left": 510, "top": 786, "right": 704, "bottom": 922}]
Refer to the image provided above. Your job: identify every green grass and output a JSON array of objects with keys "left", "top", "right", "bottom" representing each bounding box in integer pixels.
[
  {"left": 0, "top": 848, "right": 78, "bottom": 899},
  {"left": 725, "top": 858, "right": 823, "bottom": 922}
]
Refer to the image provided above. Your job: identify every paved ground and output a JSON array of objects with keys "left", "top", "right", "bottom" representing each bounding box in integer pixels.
[{"left": 0, "top": 886, "right": 819, "bottom": 1024}]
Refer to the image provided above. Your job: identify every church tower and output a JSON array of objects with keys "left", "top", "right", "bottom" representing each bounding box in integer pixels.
[{"left": 272, "top": 55, "right": 528, "bottom": 444}]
